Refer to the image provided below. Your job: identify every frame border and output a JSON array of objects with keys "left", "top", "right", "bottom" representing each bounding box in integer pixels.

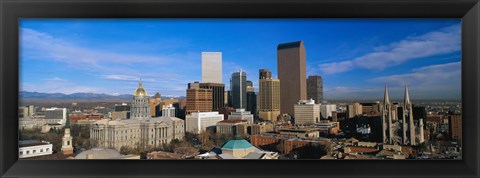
[{"left": 1, "top": 0, "right": 479, "bottom": 177}]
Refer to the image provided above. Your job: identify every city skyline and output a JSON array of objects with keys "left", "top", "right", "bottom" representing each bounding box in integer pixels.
[{"left": 20, "top": 19, "right": 461, "bottom": 100}]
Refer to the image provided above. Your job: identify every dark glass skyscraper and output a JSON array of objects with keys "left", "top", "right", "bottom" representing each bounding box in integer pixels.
[
  {"left": 307, "top": 75, "right": 323, "bottom": 104},
  {"left": 230, "top": 71, "right": 247, "bottom": 109}
]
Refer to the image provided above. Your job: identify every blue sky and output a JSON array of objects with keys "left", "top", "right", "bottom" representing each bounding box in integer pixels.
[{"left": 20, "top": 19, "right": 461, "bottom": 100}]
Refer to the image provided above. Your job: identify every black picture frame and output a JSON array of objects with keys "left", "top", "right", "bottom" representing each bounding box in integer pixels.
[{"left": 1, "top": 0, "right": 479, "bottom": 177}]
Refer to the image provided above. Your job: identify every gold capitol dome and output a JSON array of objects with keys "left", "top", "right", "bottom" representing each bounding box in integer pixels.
[{"left": 134, "top": 79, "right": 147, "bottom": 97}]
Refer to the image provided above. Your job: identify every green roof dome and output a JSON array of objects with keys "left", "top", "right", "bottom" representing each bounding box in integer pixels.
[{"left": 221, "top": 139, "right": 254, "bottom": 150}]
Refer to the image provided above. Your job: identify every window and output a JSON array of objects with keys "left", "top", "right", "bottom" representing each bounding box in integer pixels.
[
  {"left": 67, "top": 141, "right": 70, "bottom": 145},
  {"left": 46, "top": 148, "right": 49, "bottom": 151},
  {"left": 26, "top": 151, "right": 30, "bottom": 154},
  {"left": 19, "top": 151, "right": 23, "bottom": 155},
  {"left": 33, "top": 150, "right": 36, "bottom": 153},
  {"left": 40, "top": 149, "right": 43, "bottom": 152}
]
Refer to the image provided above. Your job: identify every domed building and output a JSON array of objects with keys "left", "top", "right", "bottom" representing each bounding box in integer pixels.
[
  {"left": 131, "top": 79, "right": 150, "bottom": 120},
  {"left": 90, "top": 79, "right": 185, "bottom": 152},
  {"left": 197, "top": 135, "right": 279, "bottom": 159},
  {"left": 74, "top": 148, "right": 140, "bottom": 159}
]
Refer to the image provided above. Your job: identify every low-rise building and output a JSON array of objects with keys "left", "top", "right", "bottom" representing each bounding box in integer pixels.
[
  {"left": 216, "top": 120, "right": 248, "bottom": 136},
  {"left": 228, "top": 109, "right": 254, "bottom": 124},
  {"left": 186, "top": 112, "right": 224, "bottom": 134},
  {"left": 294, "top": 99, "right": 321, "bottom": 125},
  {"left": 19, "top": 140, "right": 53, "bottom": 158},
  {"left": 278, "top": 127, "right": 320, "bottom": 139}
]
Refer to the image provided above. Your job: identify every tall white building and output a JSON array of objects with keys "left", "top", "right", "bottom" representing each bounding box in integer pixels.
[
  {"left": 201, "top": 52, "right": 222, "bottom": 83},
  {"left": 228, "top": 108, "right": 254, "bottom": 124},
  {"left": 162, "top": 104, "right": 176, "bottom": 117},
  {"left": 45, "top": 107, "right": 67, "bottom": 125},
  {"left": 186, "top": 112, "right": 224, "bottom": 134},
  {"left": 321, "top": 104, "right": 336, "bottom": 119},
  {"left": 294, "top": 99, "right": 321, "bottom": 125}
]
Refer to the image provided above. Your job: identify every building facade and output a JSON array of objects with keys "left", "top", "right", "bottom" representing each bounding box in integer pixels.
[
  {"left": 199, "top": 83, "right": 225, "bottom": 111},
  {"left": 230, "top": 71, "right": 247, "bottom": 109},
  {"left": 228, "top": 108, "right": 254, "bottom": 124},
  {"left": 19, "top": 140, "right": 53, "bottom": 158},
  {"left": 258, "top": 70, "right": 281, "bottom": 122},
  {"left": 216, "top": 120, "right": 248, "bottom": 136},
  {"left": 307, "top": 75, "right": 323, "bottom": 104},
  {"left": 185, "top": 112, "right": 224, "bottom": 134},
  {"left": 294, "top": 99, "right": 321, "bottom": 125},
  {"left": 321, "top": 104, "right": 337, "bottom": 119},
  {"left": 186, "top": 87, "right": 213, "bottom": 115},
  {"left": 201, "top": 52, "right": 222, "bottom": 83},
  {"left": 131, "top": 80, "right": 150, "bottom": 120},
  {"left": 45, "top": 107, "right": 67, "bottom": 125},
  {"left": 277, "top": 41, "right": 307, "bottom": 116}
]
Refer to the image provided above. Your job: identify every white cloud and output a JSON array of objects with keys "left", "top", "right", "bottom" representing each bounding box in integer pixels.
[{"left": 318, "top": 24, "right": 460, "bottom": 74}]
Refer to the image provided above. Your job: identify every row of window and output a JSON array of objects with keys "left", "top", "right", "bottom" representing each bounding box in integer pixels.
[{"left": 19, "top": 148, "right": 50, "bottom": 155}]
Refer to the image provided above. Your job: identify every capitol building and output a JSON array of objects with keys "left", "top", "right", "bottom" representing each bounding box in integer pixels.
[{"left": 90, "top": 80, "right": 185, "bottom": 151}]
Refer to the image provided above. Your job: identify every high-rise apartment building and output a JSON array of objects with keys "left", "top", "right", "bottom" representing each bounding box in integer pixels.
[
  {"left": 277, "top": 41, "right": 307, "bottom": 116},
  {"left": 258, "top": 69, "right": 281, "bottom": 122},
  {"left": 186, "top": 87, "right": 213, "bottom": 115},
  {"left": 307, "top": 75, "right": 323, "bottom": 104},
  {"left": 201, "top": 52, "right": 222, "bottom": 83},
  {"left": 230, "top": 71, "right": 247, "bottom": 109}
]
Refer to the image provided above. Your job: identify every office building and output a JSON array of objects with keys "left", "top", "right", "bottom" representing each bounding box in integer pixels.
[
  {"left": 347, "top": 103, "right": 363, "bottom": 118},
  {"left": 186, "top": 112, "right": 224, "bottom": 134},
  {"left": 307, "top": 75, "right": 323, "bottom": 104},
  {"left": 321, "top": 104, "right": 337, "bottom": 119},
  {"left": 230, "top": 71, "right": 247, "bottom": 109},
  {"left": 201, "top": 52, "right": 222, "bottom": 83},
  {"left": 277, "top": 41, "right": 307, "bottom": 116},
  {"left": 199, "top": 83, "right": 225, "bottom": 111},
  {"left": 45, "top": 107, "right": 67, "bottom": 125},
  {"left": 228, "top": 108, "right": 254, "bottom": 124},
  {"left": 259, "top": 69, "right": 272, "bottom": 79},
  {"left": 162, "top": 104, "right": 176, "bottom": 117},
  {"left": 294, "top": 99, "right": 321, "bottom": 125},
  {"left": 448, "top": 113, "right": 462, "bottom": 143},
  {"left": 258, "top": 69, "right": 281, "bottom": 122},
  {"left": 216, "top": 120, "right": 248, "bottom": 136},
  {"left": 112, "top": 103, "right": 130, "bottom": 120},
  {"left": 186, "top": 87, "right": 213, "bottom": 115},
  {"left": 246, "top": 91, "right": 257, "bottom": 117}
]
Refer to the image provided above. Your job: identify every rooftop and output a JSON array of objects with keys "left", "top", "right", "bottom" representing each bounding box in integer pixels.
[
  {"left": 222, "top": 139, "right": 254, "bottom": 150},
  {"left": 277, "top": 41, "right": 303, "bottom": 50},
  {"left": 19, "top": 140, "right": 50, "bottom": 147}
]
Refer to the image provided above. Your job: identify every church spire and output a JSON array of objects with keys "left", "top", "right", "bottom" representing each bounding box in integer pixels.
[
  {"left": 384, "top": 84, "right": 390, "bottom": 105},
  {"left": 404, "top": 83, "right": 411, "bottom": 105}
]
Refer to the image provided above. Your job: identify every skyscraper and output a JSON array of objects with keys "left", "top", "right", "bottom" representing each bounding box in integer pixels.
[
  {"left": 230, "top": 70, "right": 247, "bottom": 109},
  {"left": 186, "top": 87, "right": 213, "bottom": 115},
  {"left": 277, "top": 41, "right": 307, "bottom": 116},
  {"left": 199, "top": 83, "right": 225, "bottom": 111},
  {"left": 307, "top": 75, "right": 323, "bottom": 104},
  {"left": 258, "top": 69, "right": 281, "bottom": 122},
  {"left": 201, "top": 52, "right": 222, "bottom": 83},
  {"left": 259, "top": 69, "right": 272, "bottom": 80}
]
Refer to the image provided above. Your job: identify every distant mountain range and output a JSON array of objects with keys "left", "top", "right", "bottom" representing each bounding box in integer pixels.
[{"left": 20, "top": 91, "right": 184, "bottom": 101}]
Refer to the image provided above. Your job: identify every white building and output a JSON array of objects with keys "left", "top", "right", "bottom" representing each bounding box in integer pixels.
[
  {"left": 186, "top": 112, "right": 224, "bottom": 134},
  {"left": 45, "top": 107, "right": 67, "bottom": 125},
  {"left": 294, "top": 99, "right": 321, "bottom": 125},
  {"left": 228, "top": 109, "right": 254, "bottom": 124},
  {"left": 162, "top": 104, "right": 176, "bottom": 117},
  {"left": 201, "top": 52, "right": 222, "bottom": 83},
  {"left": 19, "top": 140, "right": 53, "bottom": 158},
  {"left": 321, "top": 104, "right": 337, "bottom": 119}
]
